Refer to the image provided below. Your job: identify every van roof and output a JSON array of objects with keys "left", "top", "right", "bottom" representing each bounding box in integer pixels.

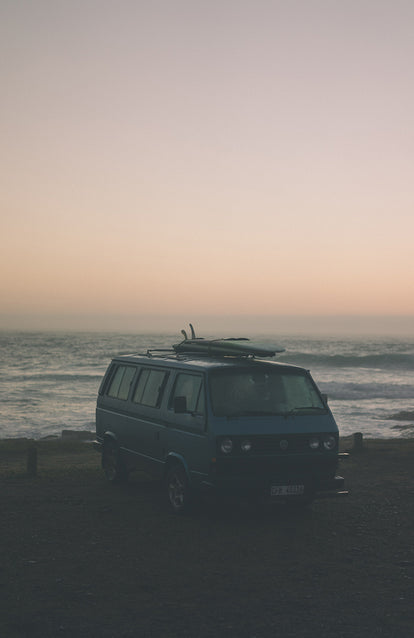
[
  {"left": 111, "top": 352, "right": 304, "bottom": 373},
  {"left": 108, "top": 327, "right": 297, "bottom": 372}
]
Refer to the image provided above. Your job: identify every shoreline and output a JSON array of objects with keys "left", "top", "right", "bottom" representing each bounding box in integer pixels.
[{"left": 1, "top": 429, "right": 414, "bottom": 444}]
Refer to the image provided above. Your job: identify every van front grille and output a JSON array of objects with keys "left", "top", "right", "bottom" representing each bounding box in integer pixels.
[
  {"left": 217, "top": 433, "right": 337, "bottom": 456},
  {"left": 250, "top": 434, "right": 310, "bottom": 454}
]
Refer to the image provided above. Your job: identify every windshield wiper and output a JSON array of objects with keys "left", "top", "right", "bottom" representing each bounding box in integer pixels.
[
  {"left": 284, "top": 406, "right": 326, "bottom": 416},
  {"left": 226, "top": 410, "right": 278, "bottom": 418},
  {"left": 224, "top": 407, "right": 326, "bottom": 418},
  {"left": 244, "top": 410, "right": 278, "bottom": 416}
]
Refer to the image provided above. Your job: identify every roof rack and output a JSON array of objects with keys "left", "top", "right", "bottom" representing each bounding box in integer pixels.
[
  {"left": 172, "top": 324, "right": 284, "bottom": 359},
  {"left": 143, "top": 348, "right": 177, "bottom": 359},
  {"left": 133, "top": 324, "right": 284, "bottom": 361}
]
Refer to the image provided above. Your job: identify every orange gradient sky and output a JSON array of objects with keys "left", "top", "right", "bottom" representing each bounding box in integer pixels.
[{"left": 1, "top": 1, "right": 413, "bottom": 333}]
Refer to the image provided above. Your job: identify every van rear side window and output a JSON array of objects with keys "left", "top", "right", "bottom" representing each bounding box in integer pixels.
[
  {"left": 133, "top": 369, "right": 168, "bottom": 408},
  {"left": 107, "top": 365, "right": 136, "bottom": 400}
]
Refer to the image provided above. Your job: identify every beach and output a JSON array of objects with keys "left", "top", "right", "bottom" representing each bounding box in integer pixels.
[{"left": 1, "top": 436, "right": 413, "bottom": 637}]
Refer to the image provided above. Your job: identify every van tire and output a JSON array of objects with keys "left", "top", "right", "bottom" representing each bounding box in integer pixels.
[
  {"left": 102, "top": 440, "right": 128, "bottom": 484},
  {"left": 166, "top": 464, "right": 192, "bottom": 514}
]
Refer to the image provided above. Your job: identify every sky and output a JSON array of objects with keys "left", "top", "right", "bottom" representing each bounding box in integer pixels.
[{"left": 1, "top": 0, "right": 413, "bottom": 334}]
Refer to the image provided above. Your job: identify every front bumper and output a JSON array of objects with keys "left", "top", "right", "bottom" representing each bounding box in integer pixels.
[
  {"left": 314, "top": 474, "right": 349, "bottom": 498},
  {"left": 202, "top": 453, "right": 349, "bottom": 501}
]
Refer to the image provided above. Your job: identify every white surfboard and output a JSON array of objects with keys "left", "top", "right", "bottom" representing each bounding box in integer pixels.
[{"left": 173, "top": 337, "right": 284, "bottom": 358}]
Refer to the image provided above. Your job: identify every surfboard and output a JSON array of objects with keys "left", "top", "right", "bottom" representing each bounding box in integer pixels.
[{"left": 173, "top": 337, "right": 285, "bottom": 358}]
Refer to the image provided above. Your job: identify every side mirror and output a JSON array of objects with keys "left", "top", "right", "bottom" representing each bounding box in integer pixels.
[
  {"left": 174, "top": 396, "right": 187, "bottom": 414},
  {"left": 321, "top": 393, "right": 328, "bottom": 404}
]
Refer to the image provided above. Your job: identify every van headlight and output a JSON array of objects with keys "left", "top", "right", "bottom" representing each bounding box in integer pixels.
[
  {"left": 309, "top": 437, "right": 320, "bottom": 450},
  {"left": 323, "top": 435, "right": 336, "bottom": 450},
  {"left": 240, "top": 439, "right": 252, "bottom": 453},
  {"left": 220, "top": 438, "right": 233, "bottom": 454}
]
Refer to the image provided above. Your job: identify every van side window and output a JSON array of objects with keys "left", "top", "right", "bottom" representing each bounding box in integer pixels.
[
  {"left": 98, "top": 363, "right": 115, "bottom": 395},
  {"left": 169, "top": 373, "right": 205, "bottom": 414},
  {"left": 107, "top": 365, "right": 136, "bottom": 400},
  {"left": 133, "top": 369, "right": 168, "bottom": 408}
]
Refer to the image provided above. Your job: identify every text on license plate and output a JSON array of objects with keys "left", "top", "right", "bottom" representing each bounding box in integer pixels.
[{"left": 270, "top": 484, "right": 304, "bottom": 497}]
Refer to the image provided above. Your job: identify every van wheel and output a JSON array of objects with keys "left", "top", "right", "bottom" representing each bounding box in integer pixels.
[
  {"left": 166, "top": 464, "right": 192, "bottom": 514},
  {"left": 102, "top": 441, "right": 128, "bottom": 484}
]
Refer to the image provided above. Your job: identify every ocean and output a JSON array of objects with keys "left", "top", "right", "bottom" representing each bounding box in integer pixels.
[{"left": 0, "top": 331, "right": 413, "bottom": 440}]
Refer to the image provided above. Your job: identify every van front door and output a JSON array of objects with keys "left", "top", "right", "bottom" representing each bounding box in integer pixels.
[{"left": 165, "top": 373, "right": 208, "bottom": 484}]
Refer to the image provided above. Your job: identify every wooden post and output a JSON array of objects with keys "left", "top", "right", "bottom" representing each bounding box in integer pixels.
[
  {"left": 353, "top": 432, "right": 364, "bottom": 451},
  {"left": 27, "top": 442, "right": 37, "bottom": 476}
]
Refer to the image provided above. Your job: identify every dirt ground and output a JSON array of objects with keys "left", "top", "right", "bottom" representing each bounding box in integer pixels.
[{"left": 0, "top": 436, "right": 413, "bottom": 638}]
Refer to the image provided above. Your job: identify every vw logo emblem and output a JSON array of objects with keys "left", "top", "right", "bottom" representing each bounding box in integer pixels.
[{"left": 280, "top": 439, "right": 289, "bottom": 451}]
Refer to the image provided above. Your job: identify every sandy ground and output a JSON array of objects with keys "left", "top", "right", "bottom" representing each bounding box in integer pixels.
[{"left": 0, "top": 436, "right": 413, "bottom": 638}]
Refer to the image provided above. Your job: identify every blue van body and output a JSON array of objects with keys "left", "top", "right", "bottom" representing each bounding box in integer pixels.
[{"left": 95, "top": 349, "right": 347, "bottom": 512}]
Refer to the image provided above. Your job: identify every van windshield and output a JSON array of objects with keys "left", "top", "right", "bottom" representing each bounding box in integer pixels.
[{"left": 209, "top": 368, "right": 326, "bottom": 417}]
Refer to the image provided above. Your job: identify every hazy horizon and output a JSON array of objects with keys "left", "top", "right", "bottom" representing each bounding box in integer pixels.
[{"left": 0, "top": 312, "right": 413, "bottom": 337}]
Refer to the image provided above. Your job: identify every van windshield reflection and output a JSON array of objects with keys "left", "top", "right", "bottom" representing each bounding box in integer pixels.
[{"left": 210, "top": 369, "right": 326, "bottom": 417}]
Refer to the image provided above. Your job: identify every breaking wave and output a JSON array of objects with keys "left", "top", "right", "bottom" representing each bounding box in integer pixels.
[
  {"left": 280, "top": 352, "right": 414, "bottom": 371},
  {"left": 319, "top": 381, "right": 414, "bottom": 401}
]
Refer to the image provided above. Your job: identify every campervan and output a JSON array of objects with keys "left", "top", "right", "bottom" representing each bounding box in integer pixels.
[{"left": 95, "top": 329, "right": 347, "bottom": 513}]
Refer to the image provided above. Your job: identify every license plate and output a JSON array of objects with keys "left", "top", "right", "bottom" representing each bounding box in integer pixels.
[{"left": 270, "top": 484, "right": 304, "bottom": 497}]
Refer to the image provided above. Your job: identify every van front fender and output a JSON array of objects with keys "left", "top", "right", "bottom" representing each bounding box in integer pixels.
[
  {"left": 164, "top": 452, "right": 191, "bottom": 485},
  {"left": 102, "top": 431, "right": 119, "bottom": 447}
]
